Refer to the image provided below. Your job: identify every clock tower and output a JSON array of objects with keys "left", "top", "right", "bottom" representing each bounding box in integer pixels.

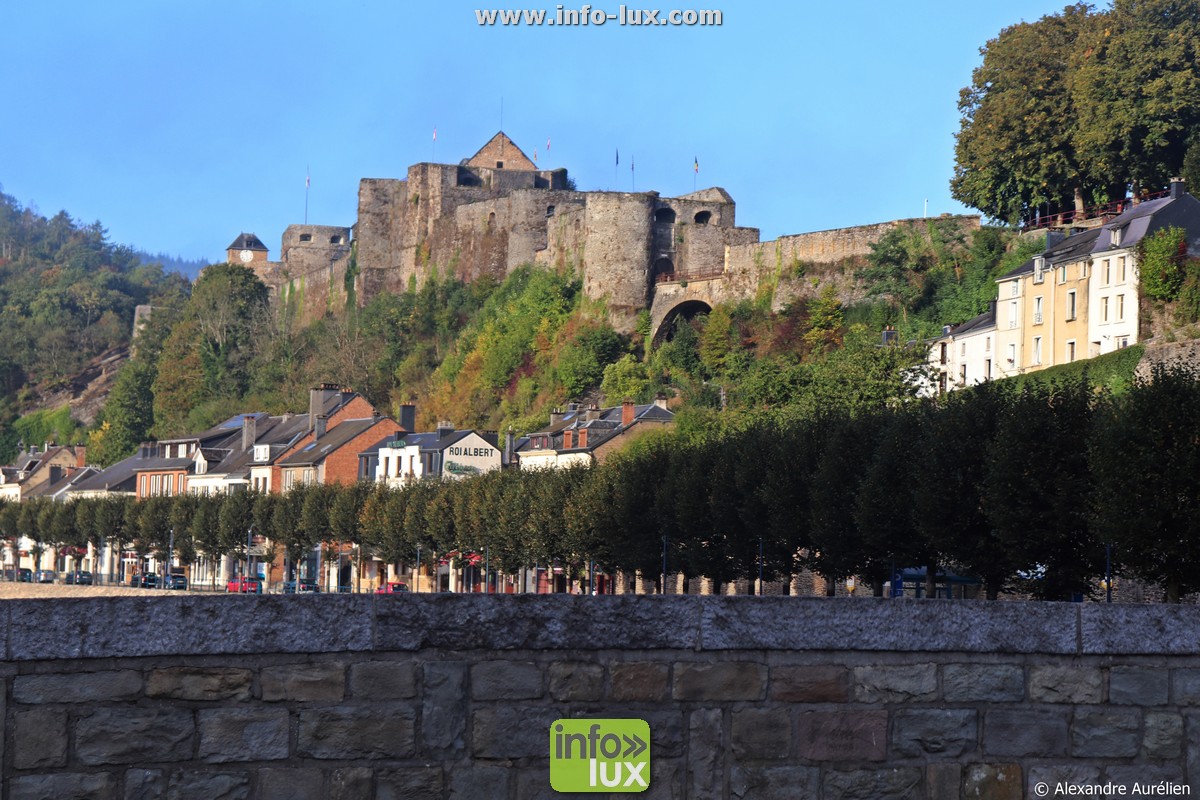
[{"left": 226, "top": 233, "right": 269, "bottom": 265}]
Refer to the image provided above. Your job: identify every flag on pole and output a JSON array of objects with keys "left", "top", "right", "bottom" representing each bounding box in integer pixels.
[
  {"left": 546, "top": 136, "right": 551, "bottom": 151},
  {"left": 615, "top": 148, "right": 619, "bottom": 166},
  {"left": 533, "top": 148, "right": 538, "bottom": 162},
  {"left": 306, "top": 172, "right": 310, "bottom": 188},
  {"left": 433, "top": 127, "right": 437, "bottom": 142},
  {"left": 694, "top": 156, "right": 699, "bottom": 174}
]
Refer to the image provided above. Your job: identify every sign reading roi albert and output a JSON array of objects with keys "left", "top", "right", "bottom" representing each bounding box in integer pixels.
[{"left": 550, "top": 719, "right": 650, "bottom": 793}]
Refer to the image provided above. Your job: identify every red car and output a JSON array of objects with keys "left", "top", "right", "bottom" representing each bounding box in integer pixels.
[
  {"left": 226, "top": 577, "right": 262, "bottom": 594},
  {"left": 375, "top": 582, "right": 410, "bottom": 594}
]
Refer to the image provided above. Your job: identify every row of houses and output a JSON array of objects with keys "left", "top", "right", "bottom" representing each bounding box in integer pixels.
[
  {"left": 0, "top": 384, "right": 674, "bottom": 585},
  {"left": 928, "top": 179, "right": 1200, "bottom": 392}
]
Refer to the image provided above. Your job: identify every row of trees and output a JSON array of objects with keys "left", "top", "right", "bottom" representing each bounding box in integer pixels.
[
  {"left": 953, "top": 0, "right": 1200, "bottom": 225},
  {"left": 6, "top": 366, "right": 1200, "bottom": 601}
]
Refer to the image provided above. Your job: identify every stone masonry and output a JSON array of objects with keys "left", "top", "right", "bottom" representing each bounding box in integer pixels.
[{"left": 5, "top": 596, "right": 1197, "bottom": 799}]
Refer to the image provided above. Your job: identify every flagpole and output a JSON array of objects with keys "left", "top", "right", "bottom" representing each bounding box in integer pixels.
[
  {"left": 305, "top": 166, "right": 310, "bottom": 225},
  {"left": 631, "top": 157, "right": 635, "bottom": 192}
]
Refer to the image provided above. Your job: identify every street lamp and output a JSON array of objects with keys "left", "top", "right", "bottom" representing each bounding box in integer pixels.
[{"left": 845, "top": 576, "right": 857, "bottom": 596}]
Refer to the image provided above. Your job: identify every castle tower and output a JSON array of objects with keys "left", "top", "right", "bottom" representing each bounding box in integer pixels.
[{"left": 226, "top": 233, "right": 269, "bottom": 265}]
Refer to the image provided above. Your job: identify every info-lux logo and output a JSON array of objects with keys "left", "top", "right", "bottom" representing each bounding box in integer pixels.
[{"left": 550, "top": 718, "right": 650, "bottom": 793}]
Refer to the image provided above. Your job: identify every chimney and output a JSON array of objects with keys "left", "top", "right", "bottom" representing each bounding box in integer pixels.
[
  {"left": 74, "top": 444, "right": 87, "bottom": 469},
  {"left": 242, "top": 414, "right": 256, "bottom": 452},
  {"left": 654, "top": 392, "right": 669, "bottom": 411},
  {"left": 550, "top": 408, "right": 565, "bottom": 426},
  {"left": 505, "top": 427, "right": 515, "bottom": 465},
  {"left": 621, "top": 399, "right": 636, "bottom": 426},
  {"left": 437, "top": 421, "right": 455, "bottom": 439},
  {"left": 881, "top": 326, "right": 898, "bottom": 346},
  {"left": 1044, "top": 230, "right": 1066, "bottom": 249},
  {"left": 1171, "top": 177, "right": 1185, "bottom": 199},
  {"left": 988, "top": 299, "right": 997, "bottom": 319},
  {"left": 314, "top": 414, "right": 328, "bottom": 441},
  {"left": 398, "top": 403, "right": 416, "bottom": 432},
  {"left": 309, "top": 383, "right": 340, "bottom": 431}
]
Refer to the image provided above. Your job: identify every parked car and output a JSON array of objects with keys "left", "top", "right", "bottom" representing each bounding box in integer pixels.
[
  {"left": 165, "top": 574, "right": 188, "bottom": 590},
  {"left": 19, "top": 567, "right": 31, "bottom": 582},
  {"left": 132, "top": 573, "right": 159, "bottom": 589},
  {"left": 282, "top": 579, "right": 319, "bottom": 594},
  {"left": 375, "top": 582, "right": 411, "bottom": 594},
  {"left": 65, "top": 570, "right": 93, "bottom": 585},
  {"left": 226, "top": 577, "right": 262, "bottom": 594},
  {"left": 35, "top": 569, "right": 57, "bottom": 583}
]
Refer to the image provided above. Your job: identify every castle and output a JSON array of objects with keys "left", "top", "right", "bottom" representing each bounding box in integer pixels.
[{"left": 231, "top": 132, "right": 979, "bottom": 339}]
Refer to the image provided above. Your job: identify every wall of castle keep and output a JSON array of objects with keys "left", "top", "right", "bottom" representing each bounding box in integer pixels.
[{"left": 4, "top": 596, "right": 1200, "bottom": 799}]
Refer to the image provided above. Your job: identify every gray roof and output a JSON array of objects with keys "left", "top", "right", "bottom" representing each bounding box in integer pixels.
[
  {"left": 69, "top": 454, "right": 145, "bottom": 494},
  {"left": 948, "top": 309, "right": 995, "bottom": 338},
  {"left": 227, "top": 232, "right": 268, "bottom": 251},
  {"left": 519, "top": 402, "right": 675, "bottom": 454},
  {"left": 359, "top": 429, "right": 493, "bottom": 457},
  {"left": 1001, "top": 228, "right": 1102, "bottom": 281},
  {"left": 279, "top": 418, "right": 388, "bottom": 467}
]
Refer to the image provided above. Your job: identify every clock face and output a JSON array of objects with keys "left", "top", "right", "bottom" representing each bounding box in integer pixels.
[{"left": 239, "top": 249, "right": 254, "bottom": 263}]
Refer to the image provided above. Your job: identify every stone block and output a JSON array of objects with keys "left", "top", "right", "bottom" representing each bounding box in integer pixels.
[
  {"left": 146, "top": 667, "right": 252, "bottom": 701},
  {"left": 261, "top": 662, "right": 345, "bottom": 702},
  {"left": 76, "top": 708, "right": 195, "bottom": 765},
  {"left": 199, "top": 708, "right": 291, "bottom": 763},
  {"left": 1174, "top": 668, "right": 1200, "bottom": 705},
  {"left": 673, "top": 661, "right": 766, "bottom": 702},
  {"left": 471, "top": 660, "right": 544, "bottom": 700},
  {"left": 549, "top": 661, "right": 604, "bottom": 702},
  {"left": 701, "top": 597, "right": 1077, "bottom": 653},
  {"left": 167, "top": 770, "right": 251, "bottom": 800},
  {"left": 9, "top": 773, "right": 118, "bottom": 800},
  {"left": 297, "top": 708, "right": 415, "bottom": 759},
  {"left": 1027, "top": 765, "right": 1100, "bottom": 799},
  {"left": 1081, "top": 603, "right": 1200, "bottom": 654},
  {"left": 641, "top": 710, "right": 686, "bottom": 758},
  {"left": 853, "top": 664, "right": 937, "bottom": 703},
  {"left": 1104, "top": 765, "right": 1187, "bottom": 795},
  {"left": 13, "top": 670, "right": 142, "bottom": 703},
  {"left": 1143, "top": 712, "right": 1184, "bottom": 759},
  {"left": 422, "top": 661, "right": 468, "bottom": 753},
  {"left": 349, "top": 660, "right": 417, "bottom": 700},
  {"left": 13, "top": 708, "right": 68, "bottom": 769},
  {"left": 1070, "top": 708, "right": 1140, "bottom": 758},
  {"left": 963, "top": 764, "right": 1022, "bottom": 800},
  {"left": 1028, "top": 665, "right": 1102, "bottom": 703},
  {"left": 822, "top": 768, "right": 923, "bottom": 800},
  {"left": 123, "top": 769, "right": 165, "bottom": 800},
  {"left": 731, "top": 708, "right": 791, "bottom": 760},
  {"left": 927, "top": 764, "right": 962, "bottom": 800},
  {"left": 329, "top": 767, "right": 374, "bottom": 800},
  {"left": 515, "top": 765, "right": 562, "bottom": 800},
  {"left": 375, "top": 594, "right": 699, "bottom": 651},
  {"left": 730, "top": 765, "right": 821, "bottom": 799},
  {"left": 1189, "top": 714, "right": 1200, "bottom": 795},
  {"left": 943, "top": 664, "right": 1024, "bottom": 702},
  {"left": 258, "top": 769, "right": 324, "bottom": 800},
  {"left": 1109, "top": 666, "right": 1168, "bottom": 705},
  {"left": 687, "top": 709, "right": 724, "bottom": 800},
  {"left": 796, "top": 710, "right": 887, "bottom": 762},
  {"left": 7, "top": 595, "right": 373, "bottom": 661},
  {"left": 983, "top": 710, "right": 1068, "bottom": 757},
  {"left": 892, "top": 709, "right": 977, "bottom": 758},
  {"left": 645, "top": 758, "right": 685, "bottom": 800},
  {"left": 473, "top": 706, "right": 560, "bottom": 759},
  {"left": 377, "top": 766, "right": 445, "bottom": 800},
  {"left": 448, "top": 765, "right": 511, "bottom": 799},
  {"left": 769, "top": 665, "right": 850, "bottom": 703},
  {"left": 611, "top": 662, "right": 669, "bottom": 702}
]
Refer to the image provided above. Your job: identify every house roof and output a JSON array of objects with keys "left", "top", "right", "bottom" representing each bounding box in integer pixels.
[
  {"left": 519, "top": 402, "right": 675, "bottom": 454},
  {"left": 227, "top": 232, "right": 268, "bottom": 251},
  {"left": 131, "top": 457, "right": 195, "bottom": 474},
  {"left": 464, "top": 131, "right": 537, "bottom": 171},
  {"left": 279, "top": 418, "right": 386, "bottom": 467},
  {"left": 1000, "top": 228, "right": 1102, "bottom": 281},
  {"left": 949, "top": 310, "right": 996, "bottom": 338},
  {"left": 69, "top": 454, "right": 145, "bottom": 494},
  {"left": 27, "top": 466, "right": 100, "bottom": 500},
  {"left": 361, "top": 429, "right": 495, "bottom": 457}
]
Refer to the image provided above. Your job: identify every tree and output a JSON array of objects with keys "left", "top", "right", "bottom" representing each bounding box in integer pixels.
[
  {"left": 90, "top": 360, "right": 156, "bottom": 465},
  {"left": 952, "top": 4, "right": 1102, "bottom": 224}
]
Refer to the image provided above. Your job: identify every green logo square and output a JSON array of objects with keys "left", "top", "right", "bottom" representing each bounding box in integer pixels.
[{"left": 550, "top": 718, "right": 650, "bottom": 793}]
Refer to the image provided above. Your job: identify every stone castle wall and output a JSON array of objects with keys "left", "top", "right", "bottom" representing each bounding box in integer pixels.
[{"left": 4, "top": 596, "right": 1199, "bottom": 799}]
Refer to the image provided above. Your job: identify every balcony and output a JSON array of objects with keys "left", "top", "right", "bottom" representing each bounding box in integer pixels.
[{"left": 1034, "top": 312, "right": 1043, "bottom": 325}]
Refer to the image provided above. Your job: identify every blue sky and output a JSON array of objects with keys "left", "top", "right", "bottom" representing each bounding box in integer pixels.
[{"left": 3, "top": 0, "right": 1074, "bottom": 264}]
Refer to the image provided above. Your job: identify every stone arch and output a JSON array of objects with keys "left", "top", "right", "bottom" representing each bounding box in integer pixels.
[
  {"left": 654, "top": 207, "right": 677, "bottom": 224},
  {"left": 652, "top": 257, "right": 674, "bottom": 281},
  {"left": 694, "top": 210, "right": 712, "bottom": 225},
  {"left": 652, "top": 299, "right": 712, "bottom": 347}
]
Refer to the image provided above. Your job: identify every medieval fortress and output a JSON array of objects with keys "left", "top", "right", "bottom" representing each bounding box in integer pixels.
[{"left": 233, "top": 133, "right": 979, "bottom": 339}]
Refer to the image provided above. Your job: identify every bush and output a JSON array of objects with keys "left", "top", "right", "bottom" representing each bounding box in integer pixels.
[{"left": 1139, "top": 226, "right": 1188, "bottom": 301}]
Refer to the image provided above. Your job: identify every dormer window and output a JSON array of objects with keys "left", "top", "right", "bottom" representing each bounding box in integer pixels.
[
  {"left": 1033, "top": 257, "right": 1045, "bottom": 284},
  {"left": 1111, "top": 227, "right": 1123, "bottom": 247},
  {"left": 254, "top": 444, "right": 270, "bottom": 463}
]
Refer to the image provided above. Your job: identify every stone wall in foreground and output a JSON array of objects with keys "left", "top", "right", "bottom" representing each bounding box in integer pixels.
[{"left": 2, "top": 595, "right": 1200, "bottom": 799}]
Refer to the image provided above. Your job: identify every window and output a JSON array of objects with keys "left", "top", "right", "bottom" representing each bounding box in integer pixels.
[
  {"left": 1066, "top": 290, "right": 1077, "bottom": 321},
  {"left": 939, "top": 343, "right": 947, "bottom": 365},
  {"left": 1008, "top": 343, "right": 1017, "bottom": 366},
  {"left": 1034, "top": 296, "right": 1044, "bottom": 325},
  {"left": 1010, "top": 282, "right": 1019, "bottom": 297},
  {"left": 1117, "top": 336, "right": 1130, "bottom": 349},
  {"left": 1008, "top": 302, "right": 1018, "bottom": 329},
  {"left": 1103, "top": 260, "right": 1111, "bottom": 285},
  {"left": 1112, "top": 227, "right": 1122, "bottom": 246},
  {"left": 1034, "top": 258, "right": 1045, "bottom": 283},
  {"left": 299, "top": 233, "right": 312, "bottom": 243},
  {"left": 496, "top": 160, "right": 504, "bottom": 168},
  {"left": 961, "top": 342, "right": 967, "bottom": 357},
  {"left": 985, "top": 359, "right": 992, "bottom": 379},
  {"left": 694, "top": 211, "right": 712, "bottom": 225},
  {"left": 985, "top": 336, "right": 991, "bottom": 352},
  {"left": 546, "top": 205, "right": 555, "bottom": 217},
  {"left": 330, "top": 235, "right": 343, "bottom": 244},
  {"left": 1117, "top": 293, "right": 1125, "bottom": 321},
  {"left": 959, "top": 365, "right": 967, "bottom": 384},
  {"left": 1118, "top": 257, "right": 1127, "bottom": 282},
  {"left": 1058, "top": 266, "right": 1067, "bottom": 284},
  {"left": 1100, "top": 296, "right": 1109, "bottom": 322},
  {"left": 1066, "top": 341, "right": 1076, "bottom": 363},
  {"left": 654, "top": 208, "right": 677, "bottom": 224},
  {"left": 1033, "top": 337, "right": 1042, "bottom": 365}
]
